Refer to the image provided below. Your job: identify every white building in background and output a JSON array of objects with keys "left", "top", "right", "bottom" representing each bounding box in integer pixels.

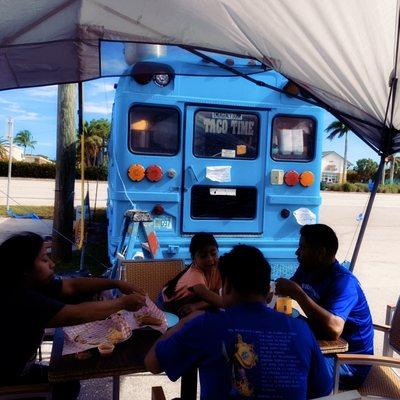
[
  {"left": 3, "top": 144, "right": 23, "bottom": 161},
  {"left": 24, "top": 154, "right": 53, "bottom": 164},
  {"left": 321, "top": 151, "right": 352, "bottom": 183}
]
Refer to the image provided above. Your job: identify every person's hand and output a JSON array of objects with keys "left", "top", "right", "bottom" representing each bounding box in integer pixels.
[
  {"left": 121, "top": 293, "right": 146, "bottom": 311},
  {"left": 178, "top": 303, "right": 201, "bottom": 317},
  {"left": 117, "top": 280, "right": 145, "bottom": 296},
  {"left": 275, "top": 278, "right": 303, "bottom": 300}
]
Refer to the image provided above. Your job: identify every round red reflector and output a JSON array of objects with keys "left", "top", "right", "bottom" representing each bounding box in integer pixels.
[
  {"left": 146, "top": 164, "right": 163, "bottom": 182},
  {"left": 284, "top": 170, "right": 299, "bottom": 186},
  {"left": 300, "top": 171, "right": 315, "bottom": 187},
  {"left": 127, "top": 163, "right": 145, "bottom": 182}
]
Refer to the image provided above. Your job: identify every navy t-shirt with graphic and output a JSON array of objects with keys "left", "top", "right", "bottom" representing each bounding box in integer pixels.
[
  {"left": 292, "top": 261, "right": 374, "bottom": 380},
  {"left": 156, "top": 302, "right": 332, "bottom": 400}
]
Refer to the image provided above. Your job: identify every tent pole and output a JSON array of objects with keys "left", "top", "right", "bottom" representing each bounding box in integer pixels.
[{"left": 350, "top": 154, "right": 385, "bottom": 271}]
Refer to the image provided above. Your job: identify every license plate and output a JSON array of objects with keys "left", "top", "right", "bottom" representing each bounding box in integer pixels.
[{"left": 153, "top": 216, "right": 173, "bottom": 231}]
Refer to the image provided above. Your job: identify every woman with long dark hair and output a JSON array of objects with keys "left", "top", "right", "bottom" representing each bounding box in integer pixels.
[{"left": 0, "top": 232, "right": 145, "bottom": 398}]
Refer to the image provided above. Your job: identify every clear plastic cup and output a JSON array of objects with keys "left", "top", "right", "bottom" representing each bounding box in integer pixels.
[{"left": 276, "top": 296, "right": 293, "bottom": 315}]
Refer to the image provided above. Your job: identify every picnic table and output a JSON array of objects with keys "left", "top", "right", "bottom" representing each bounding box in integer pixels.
[
  {"left": 318, "top": 337, "right": 349, "bottom": 355},
  {"left": 49, "top": 327, "right": 197, "bottom": 400}
]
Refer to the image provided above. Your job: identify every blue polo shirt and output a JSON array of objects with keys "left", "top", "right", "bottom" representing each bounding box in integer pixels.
[
  {"left": 156, "top": 302, "right": 332, "bottom": 399},
  {"left": 292, "top": 260, "right": 373, "bottom": 355}
]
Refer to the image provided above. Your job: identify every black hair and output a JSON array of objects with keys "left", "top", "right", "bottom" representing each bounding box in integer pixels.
[
  {"left": 300, "top": 224, "right": 339, "bottom": 257},
  {"left": 0, "top": 232, "right": 44, "bottom": 286},
  {"left": 163, "top": 232, "right": 218, "bottom": 298},
  {"left": 218, "top": 245, "right": 271, "bottom": 297},
  {"left": 189, "top": 232, "right": 218, "bottom": 260}
]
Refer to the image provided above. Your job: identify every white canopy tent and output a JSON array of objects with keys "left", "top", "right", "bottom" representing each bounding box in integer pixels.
[
  {"left": 1, "top": 0, "right": 399, "bottom": 268},
  {"left": 1, "top": 0, "right": 399, "bottom": 154}
]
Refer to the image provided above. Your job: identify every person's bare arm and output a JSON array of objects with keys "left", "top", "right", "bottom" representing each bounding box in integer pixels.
[
  {"left": 145, "top": 311, "right": 203, "bottom": 374},
  {"left": 61, "top": 277, "right": 144, "bottom": 297},
  {"left": 276, "top": 278, "right": 344, "bottom": 339},
  {"left": 47, "top": 293, "right": 146, "bottom": 328},
  {"left": 191, "top": 284, "right": 224, "bottom": 308}
]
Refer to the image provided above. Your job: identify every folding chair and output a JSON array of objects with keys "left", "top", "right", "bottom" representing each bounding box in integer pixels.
[
  {"left": 334, "top": 295, "right": 400, "bottom": 399},
  {"left": 122, "top": 259, "right": 184, "bottom": 302}
]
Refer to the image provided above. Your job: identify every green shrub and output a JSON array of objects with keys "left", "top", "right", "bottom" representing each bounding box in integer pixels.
[
  {"left": 330, "top": 183, "right": 342, "bottom": 191},
  {"left": 0, "top": 161, "right": 56, "bottom": 178},
  {"left": 0, "top": 161, "right": 107, "bottom": 181},
  {"left": 342, "top": 182, "right": 352, "bottom": 192},
  {"left": 354, "top": 183, "right": 368, "bottom": 192},
  {"left": 320, "top": 181, "right": 327, "bottom": 191}
]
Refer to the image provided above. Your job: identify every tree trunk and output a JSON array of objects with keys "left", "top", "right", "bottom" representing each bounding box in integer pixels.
[
  {"left": 390, "top": 156, "right": 395, "bottom": 184},
  {"left": 342, "top": 132, "right": 348, "bottom": 183},
  {"left": 381, "top": 161, "right": 386, "bottom": 185},
  {"left": 52, "top": 84, "right": 76, "bottom": 262}
]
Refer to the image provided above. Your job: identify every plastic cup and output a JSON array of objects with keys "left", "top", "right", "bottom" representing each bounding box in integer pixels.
[{"left": 276, "top": 296, "right": 293, "bottom": 315}]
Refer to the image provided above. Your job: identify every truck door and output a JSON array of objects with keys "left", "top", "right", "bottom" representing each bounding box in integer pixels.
[{"left": 182, "top": 107, "right": 266, "bottom": 233}]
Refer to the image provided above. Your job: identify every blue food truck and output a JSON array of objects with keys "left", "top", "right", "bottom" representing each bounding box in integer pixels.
[{"left": 107, "top": 45, "right": 323, "bottom": 278}]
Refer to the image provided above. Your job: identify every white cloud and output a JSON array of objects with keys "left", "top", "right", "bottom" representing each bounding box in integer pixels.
[
  {"left": 0, "top": 99, "right": 39, "bottom": 120},
  {"left": 85, "top": 102, "right": 112, "bottom": 115},
  {"left": 15, "top": 112, "right": 39, "bottom": 121},
  {"left": 88, "top": 80, "right": 116, "bottom": 95},
  {"left": 26, "top": 86, "right": 57, "bottom": 98}
]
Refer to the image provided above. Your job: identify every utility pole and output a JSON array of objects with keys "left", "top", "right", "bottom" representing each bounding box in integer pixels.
[
  {"left": 6, "top": 117, "right": 14, "bottom": 211},
  {"left": 52, "top": 84, "right": 76, "bottom": 262}
]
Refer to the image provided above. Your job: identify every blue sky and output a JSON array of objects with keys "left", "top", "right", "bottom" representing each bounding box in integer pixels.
[{"left": 0, "top": 41, "right": 379, "bottom": 163}]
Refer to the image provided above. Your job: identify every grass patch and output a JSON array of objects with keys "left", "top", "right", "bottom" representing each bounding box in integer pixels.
[
  {"left": 0, "top": 206, "right": 107, "bottom": 221},
  {"left": 0, "top": 205, "right": 54, "bottom": 219},
  {"left": 55, "top": 241, "right": 110, "bottom": 277}
]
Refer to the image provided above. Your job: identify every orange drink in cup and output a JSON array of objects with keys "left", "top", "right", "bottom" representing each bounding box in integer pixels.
[{"left": 276, "top": 296, "right": 293, "bottom": 315}]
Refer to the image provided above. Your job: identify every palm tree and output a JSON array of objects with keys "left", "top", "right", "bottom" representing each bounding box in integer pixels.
[
  {"left": 0, "top": 137, "right": 8, "bottom": 160},
  {"left": 77, "top": 119, "right": 110, "bottom": 167},
  {"left": 14, "top": 129, "right": 37, "bottom": 157},
  {"left": 386, "top": 154, "right": 399, "bottom": 184},
  {"left": 325, "top": 121, "right": 350, "bottom": 183}
]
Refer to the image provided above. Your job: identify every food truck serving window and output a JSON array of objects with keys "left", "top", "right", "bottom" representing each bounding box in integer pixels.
[
  {"left": 194, "top": 110, "right": 259, "bottom": 159},
  {"left": 271, "top": 116, "right": 315, "bottom": 161},
  {"left": 191, "top": 186, "right": 257, "bottom": 219},
  {"left": 129, "top": 106, "right": 179, "bottom": 155}
]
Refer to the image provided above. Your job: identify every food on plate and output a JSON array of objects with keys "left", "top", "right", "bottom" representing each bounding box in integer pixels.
[
  {"left": 136, "top": 313, "right": 163, "bottom": 326},
  {"left": 98, "top": 342, "right": 115, "bottom": 356},
  {"left": 73, "top": 334, "right": 87, "bottom": 344},
  {"left": 107, "top": 328, "right": 125, "bottom": 344}
]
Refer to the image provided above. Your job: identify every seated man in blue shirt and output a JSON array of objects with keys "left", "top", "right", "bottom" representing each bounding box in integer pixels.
[
  {"left": 276, "top": 224, "right": 374, "bottom": 390},
  {"left": 145, "top": 245, "right": 332, "bottom": 400}
]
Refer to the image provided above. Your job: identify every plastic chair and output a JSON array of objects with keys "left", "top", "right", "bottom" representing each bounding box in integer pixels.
[
  {"left": 122, "top": 259, "right": 184, "bottom": 302},
  {"left": 0, "top": 383, "right": 51, "bottom": 399},
  {"left": 334, "top": 295, "right": 400, "bottom": 398}
]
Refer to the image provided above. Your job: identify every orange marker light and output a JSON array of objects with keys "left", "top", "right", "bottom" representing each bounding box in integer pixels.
[
  {"left": 127, "top": 163, "right": 145, "bottom": 182},
  {"left": 284, "top": 170, "right": 299, "bottom": 186},
  {"left": 146, "top": 164, "right": 163, "bottom": 182},
  {"left": 300, "top": 171, "right": 315, "bottom": 187}
]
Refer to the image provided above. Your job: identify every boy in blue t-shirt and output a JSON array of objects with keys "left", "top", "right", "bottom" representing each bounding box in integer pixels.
[
  {"left": 276, "top": 224, "right": 374, "bottom": 390},
  {"left": 145, "top": 245, "right": 332, "bottom": 399}
]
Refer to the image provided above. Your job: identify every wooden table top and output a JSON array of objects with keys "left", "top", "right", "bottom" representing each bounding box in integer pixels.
[
  {"left": 48, "top": 328, "right": 161, "bottom": 383},
  {"left": 317, "top": 337, "right": 349, "bottom": 354}
]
